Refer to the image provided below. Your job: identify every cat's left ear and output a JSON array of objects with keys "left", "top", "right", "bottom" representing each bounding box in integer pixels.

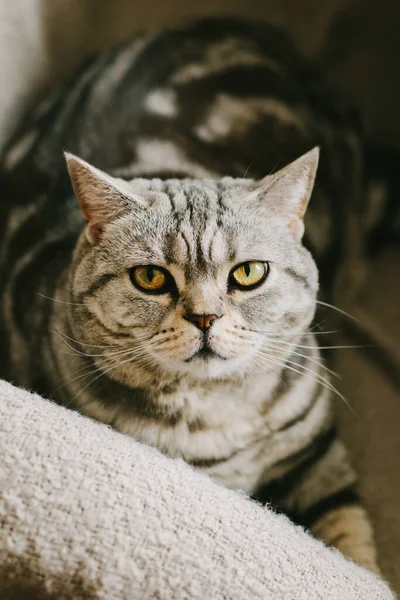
[
  {"left": 257, "top": 147, "right": 319, "bottom": 239},
  {"left": 65, "top": 152, "right": 143, "bottom": 244}
]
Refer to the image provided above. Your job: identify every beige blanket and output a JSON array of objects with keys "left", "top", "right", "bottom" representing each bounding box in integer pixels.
[{"left": 0, "top": 379, "right": 395, "bottom": 599}]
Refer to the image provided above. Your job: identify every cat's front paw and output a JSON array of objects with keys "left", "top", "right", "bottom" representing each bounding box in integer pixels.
[{"left": 312, "top": 503, "right": 380, "bottom": 574}]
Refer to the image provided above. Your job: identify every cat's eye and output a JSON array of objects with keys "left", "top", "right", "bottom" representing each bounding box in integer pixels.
[
  {"left": 230, "top": 261, "right": 268, "bottom": 290},
  {"left": 130, "top": 265, "right": 171, "bottom": 294}
]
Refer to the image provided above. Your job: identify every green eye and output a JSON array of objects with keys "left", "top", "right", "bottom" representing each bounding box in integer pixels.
[
  {"left": 230, "top": 261, "right": 268, "bottom": 289},
  {"left": 130, "top": 266, "right": 171, "bottom": 294}
]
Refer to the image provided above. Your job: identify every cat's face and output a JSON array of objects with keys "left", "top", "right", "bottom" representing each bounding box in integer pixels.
[{"left": 66, "top": 149, "right": 319, "bottom": 382}]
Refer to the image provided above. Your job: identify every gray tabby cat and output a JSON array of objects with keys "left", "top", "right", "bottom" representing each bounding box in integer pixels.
[{"left": 0, "top": 18, "right": 378, "bottom": 571}]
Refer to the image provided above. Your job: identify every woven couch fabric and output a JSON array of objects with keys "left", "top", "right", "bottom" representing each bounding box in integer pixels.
[{"left": 0, "top": 379, "right": 395, "bottom": 600}]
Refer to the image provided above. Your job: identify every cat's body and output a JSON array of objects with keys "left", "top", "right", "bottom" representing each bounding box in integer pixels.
[{"left": 0, "top": 18, "right": 378, "bottom": 571}]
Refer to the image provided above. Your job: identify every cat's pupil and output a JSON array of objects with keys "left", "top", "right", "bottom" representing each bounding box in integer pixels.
[
  {"left": 244, "top": 263, "right": 251, "bottom": 277},
  {"left": 147, "top": 267, "right": 154, "bottom": 282}
]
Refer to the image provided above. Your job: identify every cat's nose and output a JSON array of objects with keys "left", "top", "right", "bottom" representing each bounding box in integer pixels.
[{"left": 185, "top": 313, "right": 219, "bottom": 331}]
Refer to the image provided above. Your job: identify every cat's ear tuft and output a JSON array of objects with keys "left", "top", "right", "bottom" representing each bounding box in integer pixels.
[
  {"left": 65, "top": 152, "right": 136, "bottom": 244},
  {"left": 258, "top": 147, "right": 320, "bottom": 239}
]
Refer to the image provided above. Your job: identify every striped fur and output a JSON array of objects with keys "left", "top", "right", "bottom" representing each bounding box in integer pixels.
[{"left": 0, "top": 18, "right": 378, "bottom": 571}]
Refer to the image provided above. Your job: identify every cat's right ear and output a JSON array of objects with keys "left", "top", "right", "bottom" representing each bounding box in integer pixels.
[
  {"left": 65, "top": 152, "right": 142, "bottom": 244},
  {"left": 256, "top": 147, "right": 319, "bottom": 240}
]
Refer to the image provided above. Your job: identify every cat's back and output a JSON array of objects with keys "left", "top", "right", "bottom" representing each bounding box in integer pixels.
[{"left": 1, "top": 17, "right": 359, "bottom": 179}]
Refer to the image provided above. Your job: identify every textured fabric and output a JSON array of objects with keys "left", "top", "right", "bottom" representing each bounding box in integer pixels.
[{"left": 0, "top": 379, "right": 395, "bottom": 599}]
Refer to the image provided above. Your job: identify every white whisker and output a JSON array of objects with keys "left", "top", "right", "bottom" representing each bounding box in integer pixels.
[
  {"left": 316, "top": 300, "right": 360, "bottom": 323},
  {"left": 265, "top": 343, "right": 341, "bottom": 380},
  {"left": 73, "top": 351, "right": 158, "bottom": 402},
  {"left": 53, "top": 326, "right": 121, "bottom": 349},
  {"left": 57, "top": 347, "right": 150, "bottom": 391},
  {"left": 52, "top": 330, "right": 135, "bottom": 359},
  {"left": 38, "top": 293, "right": 85, "bottom": 306},
  {"left": 252, "top": 349, "right": 356, "bottom": 415}
]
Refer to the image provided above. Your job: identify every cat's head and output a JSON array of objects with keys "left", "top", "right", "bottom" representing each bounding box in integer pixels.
[{"left": 65, "top": 148, "right": 319, "bottom": 382}]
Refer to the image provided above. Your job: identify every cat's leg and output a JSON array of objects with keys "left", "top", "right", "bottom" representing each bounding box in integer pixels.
[
  {"left": 309, "top": 493, "right": 379, "bottom": 573},
  {"left": 297, "top": 441, "right": 380, "bottom": 573},
  {"left": 263, "top": 430, "right": 380, "bottom": 573}
]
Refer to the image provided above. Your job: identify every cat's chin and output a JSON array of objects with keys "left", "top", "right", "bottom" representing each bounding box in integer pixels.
[{"left": 165, "top": 355, "right": 247, "bottom": 380}]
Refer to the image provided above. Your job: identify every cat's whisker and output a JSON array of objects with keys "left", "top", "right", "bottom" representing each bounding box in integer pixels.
[
  {"left": 57, "top": 334, "right": 169, "bottom": 388},
  {"left": 269, "top": 340, "right": 375, "bottom": 351},
  {"left": 252, "top": 331, "right": 375, "bottom": 350},
  {"left": 53, "top": 331, "right": 135, "bottom": 359},
  {"left": 61, "top": 350, "right": 152, "bottom": 401},
  {"left": 58, "top": 361, "right": 105, "bottom": 384},
  {"left": 252, "top": 350, "right": 356, "bottom": 415},
  {"left": 255, "top": 329, "right": 339, "bottom": 338},
  {"left": 242, "top": 162, "right": 252, "bottom": 178},
  {"left": 316, "top": 300, "right": 360, "bottom": 323},
  {"left": 57, "top": 349, "right": 143, "bottom": 384},
  {"left": 251, "top": 347, "right": 339, "bottom": 396},
  {"left": 292, "top": 353, "right": 341, "bottom": 380},
  {"left": 73, "top": 351, "right": 159, "bottom": 402},
  {"left": 308, "top": 319, "right": 328, "bottom": 332},
  {"left": 241, "top": 325, "right": 339, "bottom": 338},
  {"left": 53, "top": 326, "right": 159, "bottom": 357},
  {"left": 53, "top": 326, "right": 122, "bottom": 349},
  {"left": 280, "top": 357, "right": 344, "bottom": 397},
  {"left": 57, "top": 342, "right": 155, "bottom": 388},
  {"left": 255, "top": 354, "right": 339, "bottom": 406},
  {"left": 38, "top": 292, "right": 86, "bottom": 306},
  {"left": 265, "top": 343, "right": 342, "bottom": 380},
  {"left": 58, "top": 353, "right": 145, "bottom": 391}
]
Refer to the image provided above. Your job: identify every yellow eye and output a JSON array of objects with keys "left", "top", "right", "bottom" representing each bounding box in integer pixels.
[
  {"left": 131, "top": 266, "right": 169, "bottom": 293},
  {"left": 230, "top": 261, "right": 268, "bottom": 289}
]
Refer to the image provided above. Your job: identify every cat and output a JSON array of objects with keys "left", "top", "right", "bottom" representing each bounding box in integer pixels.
[{"left": 0, "top": 18, "right": 378, "bottom": 572}]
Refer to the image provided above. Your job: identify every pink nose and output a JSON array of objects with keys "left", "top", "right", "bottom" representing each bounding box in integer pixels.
[{"left": 185, "top": 313, "right": 219, "bottom": 331}]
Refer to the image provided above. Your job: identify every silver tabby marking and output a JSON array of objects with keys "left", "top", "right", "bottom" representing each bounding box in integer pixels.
[{"left": 0, "top": 18, "right": 378, "bottom": 571}]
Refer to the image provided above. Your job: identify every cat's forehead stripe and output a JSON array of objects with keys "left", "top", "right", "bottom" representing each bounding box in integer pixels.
[
  {"left": 184, "top": 187, "right": 229, "bottom": 269},
  {"left": 167, "top": 194, "right": 224, "bottom": 270}
]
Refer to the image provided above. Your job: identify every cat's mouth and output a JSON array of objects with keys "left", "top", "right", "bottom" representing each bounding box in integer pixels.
[{"left": 184, "top": 340, "right": 226, "bottom": 363}]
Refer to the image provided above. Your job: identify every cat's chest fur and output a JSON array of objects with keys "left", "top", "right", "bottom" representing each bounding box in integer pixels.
[{"left": 69, "top": 354, "right": 331, "bottom": 494}]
